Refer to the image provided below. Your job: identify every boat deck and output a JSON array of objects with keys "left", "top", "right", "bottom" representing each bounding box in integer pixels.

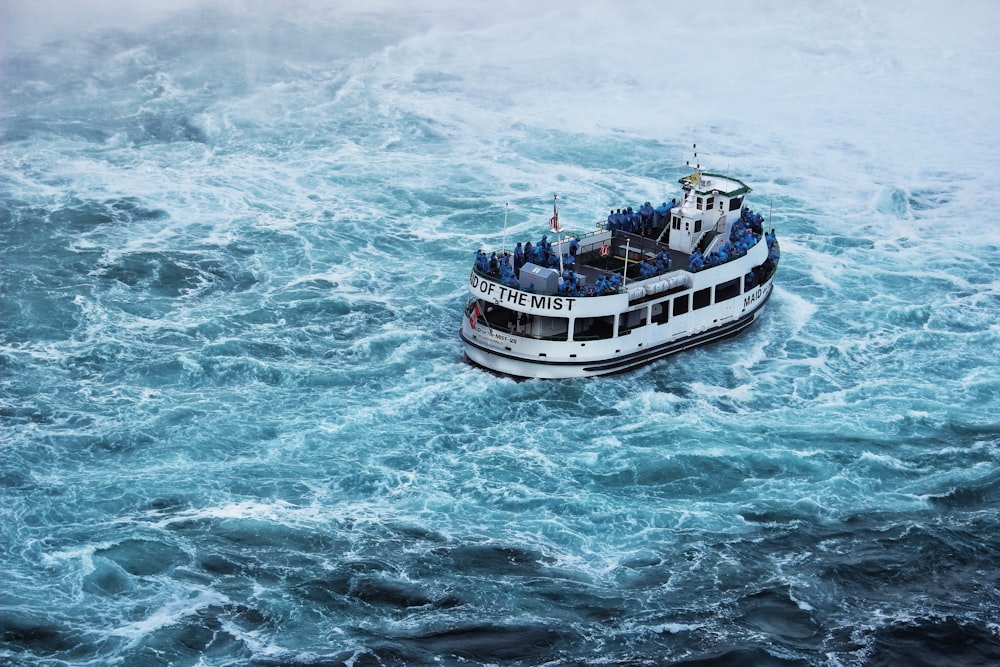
[{"left": 569, "top": 230, "right": 690, "bottom": 287}]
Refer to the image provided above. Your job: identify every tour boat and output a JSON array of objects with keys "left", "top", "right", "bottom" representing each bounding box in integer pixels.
[{"left": 460, "top": 162, "right": 780, "bottom": 379}]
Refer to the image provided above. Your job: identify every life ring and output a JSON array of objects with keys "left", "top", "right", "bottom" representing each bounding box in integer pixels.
[{"left": 599, "top": 243, "right": 610, "bottom": 257}]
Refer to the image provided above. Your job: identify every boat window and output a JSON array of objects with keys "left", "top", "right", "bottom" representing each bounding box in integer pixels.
[
  {"left": 693, "top": 287, "right": 711, "bottom": 310},
  {"left": 531, "top": 315, "right": 569, "bottom": 341},
  {"left": 696, "top": 197, "right": 703, "bottom": 211},
  {"left": 651, "top": 301, "right": 669, "bottom": 325},
  {"left": 715, "top": 278, "right": 741, "bottom": 302},
  {"left": 694, "top": 220, "right": 702, "bottom": 234},
  {"left": 672, "top": 216, "right": 681, "bottom": 230},
  {"left": 672, "top": 294, "right": 689, "bottom": 316},
  {"left": 618, "top": 306, "right": 648, "bottom": 335},
  {"left": 574, "top": 315, "right": 615, "bottom": 341},
  {"left": 729, "top": 196, "right": 743, "bottom": 211},
  {"left": 482, "top": 303, "right": 518, "bottom": 330},
  {"left": 706, "top": 197, "right": 714, "bottom": 210}
]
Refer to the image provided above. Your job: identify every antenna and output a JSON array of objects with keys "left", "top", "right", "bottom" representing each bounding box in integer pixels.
[
  {"left": 551, "top": 194, "right": 564, "bottom": 276},
  {"left": 685, "top": 143, "right": 708, "bottom": 172},
  {"left": 684, "top": 143, "right": 709, "bottom": 188}
]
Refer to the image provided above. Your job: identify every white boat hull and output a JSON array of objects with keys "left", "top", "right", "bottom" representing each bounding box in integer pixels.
[{"left": 461, "top": 276, "right": 775, "bottom": 379}]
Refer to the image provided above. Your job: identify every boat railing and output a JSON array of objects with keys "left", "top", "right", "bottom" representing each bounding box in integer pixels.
[{"left": 472, "top": 207, "right": 772, "bottom": 292}]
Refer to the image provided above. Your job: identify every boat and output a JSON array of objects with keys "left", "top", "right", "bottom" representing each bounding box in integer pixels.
[{"left": 460, "top": 158, "right": 780, "bottom": 379}]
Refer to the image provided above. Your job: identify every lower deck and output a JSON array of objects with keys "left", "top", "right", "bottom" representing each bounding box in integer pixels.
[{"left": 462, "top": 278, "right": 775, "bottom": 379}]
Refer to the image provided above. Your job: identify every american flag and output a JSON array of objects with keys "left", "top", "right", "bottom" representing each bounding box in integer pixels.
[
  {"left": 469, "top": 301, "right": 482, "bottom": 329},
  {"left": 549, "top": 196, "right": 559, "bottom": 232}
]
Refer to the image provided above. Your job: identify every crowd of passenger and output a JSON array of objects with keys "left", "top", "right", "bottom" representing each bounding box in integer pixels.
[
  {"left": 688, "top": 207, "right": 765, "bottom": 272},
  {"left": 553, "top": 270, "right": 624, "bottom": 296},
  {"left": 605, "top": 200, "right": 677, "bottom": 236},
  {"left": 474, "top": 233, "right": 627, "bottom": 296},
  {"left": 474, "top": 205, "right": 778, "bottom": 297},
  {"left": 475, "top": 232, "right": 583, "bottom": 285}
]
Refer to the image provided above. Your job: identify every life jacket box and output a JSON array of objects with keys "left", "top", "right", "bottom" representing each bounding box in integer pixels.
[{"left": 519, "top": 263, "right": 559, "bottom": 293}]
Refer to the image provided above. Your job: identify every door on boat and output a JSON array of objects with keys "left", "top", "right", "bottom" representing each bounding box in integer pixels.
[
  {"left": 716, "top": 297, "right": 735, "bottom": 323},
  {"left": 671, "top": 294, "right": 689, "bottom": 335},
  {"left": 714, "top": 277, "right": 741, "bottom": 323}
]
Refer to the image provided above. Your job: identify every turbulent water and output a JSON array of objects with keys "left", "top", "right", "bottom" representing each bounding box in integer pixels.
[{"left": 2, "top": 1, "right": 999, "bottom": 665}]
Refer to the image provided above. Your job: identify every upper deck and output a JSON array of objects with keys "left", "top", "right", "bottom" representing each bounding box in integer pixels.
[
  {"left": 473, "top": 185, "right": 767, "bottom": 302},
  {"left": 474, "top": 228, "right": 690, "bottom": 298}
]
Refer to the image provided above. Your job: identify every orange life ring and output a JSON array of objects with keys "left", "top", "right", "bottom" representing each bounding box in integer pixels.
[{"left": 599, "top": 243, "right": 610, "bottom": 257}]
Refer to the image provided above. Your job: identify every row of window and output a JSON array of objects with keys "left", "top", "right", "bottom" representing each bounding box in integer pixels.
[
  {"left": 476, "top": 276, "right": 746, "bottom": 342},
  {"left": 673, "top": 197, "right": 745, "bottom": 235},
  {"left": 619, "top": 276, "right": 741, "bottom": 334},
  {"left": 671, "top": 217, "right": 708, "bottom": 234},
  {"left": 694, "top": 195, "right": 744, "bottom": 212}
]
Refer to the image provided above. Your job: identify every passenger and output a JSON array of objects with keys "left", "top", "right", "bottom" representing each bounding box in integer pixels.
[
  {"left": 501, "top": 264, "right": 519, "bottom": 288},
  {"left": 654, "top": 202, "right": 669, "bottom": 227},
  {"left": 640, "top": 202, "right": 654, "bottom": 235},
  {"left": 654, "top": 250, "right": 670, "bottom": 273},
  {"left": 560, "top": 269, "right": 578, "bottom": 295},
  {"left": 489, "top": 252, "right": 500, "bottom": 274},
  {"left": 569, "top": 237, "right": 579, "bottom": 257},
  {"left": 689, "top": 249, "right": 704, "bottom": 272},
  {"left": 625, "top": 207, "right": 637, "bottom": 233},
  {"left": 612, "top": 209, "right": 624, "bottom": 230},
  {"left": 607, "top": 274, "right": 622, "bottom": 294}
]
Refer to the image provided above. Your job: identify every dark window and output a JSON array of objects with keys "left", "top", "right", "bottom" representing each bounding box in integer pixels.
[
  {"left": 530, "top": 315, "right": 569, "bottom": 340},
  {"left": 693, "top": 287, "right": 711, "bottom": 310},
  {"left": 574, "top": 315, "right": 615, "bottom": 340},
  {"left": 672, "top": 294, "right": 689, "bottom": 316},
  {"left": 706, "top": 197, "right": 714, "bottom": 210},
  {"left": 715, "top": 278, "right": 741, "bottom": 302},
  {"left": 729, "top": 196, "right": 743, "bottom": 211},
  {"left": 618, "top": 307, "right": 647, "bottom": 335},
  {"left": 651, "top": 301, "right": 669, "bottom": 325},
  {"left": 483, "top": 303, "right": 517, "bottom": 330},
  {"left": 694, "top": 220, "right": 702, "bottom": 233},
  {"left": 696, "top": 197, "right": 703, "bottom": 211}
]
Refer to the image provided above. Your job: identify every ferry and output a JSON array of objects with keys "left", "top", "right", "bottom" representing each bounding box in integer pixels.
[{"left": 460, "top": 161, "right": 780, "bottom": 379}]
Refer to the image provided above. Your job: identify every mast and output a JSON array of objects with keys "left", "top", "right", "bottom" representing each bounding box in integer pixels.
[
  {"left": 685, "top": 142, "right": 705, "bottom": 190},
  {"left": 622, "top": 238, "right": 630, "bottom": 289},
  {"left": 550, "top": 194, "right": 563, "bottom": 276}
]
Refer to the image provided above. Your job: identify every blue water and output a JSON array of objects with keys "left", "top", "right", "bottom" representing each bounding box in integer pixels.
[{"left": 2, "top": 2, "right": 999, "bottom": 665}]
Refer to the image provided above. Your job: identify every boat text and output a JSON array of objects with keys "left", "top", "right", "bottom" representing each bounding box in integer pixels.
[
  {"left": 484, "top": 330, "right": 517, "bottom": 346},
  {"left": 471, "top": 274, "right": 576, "bottom": 313},
  {"left": 743, "top": 286, "right": 764, "bottom": 309}
]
